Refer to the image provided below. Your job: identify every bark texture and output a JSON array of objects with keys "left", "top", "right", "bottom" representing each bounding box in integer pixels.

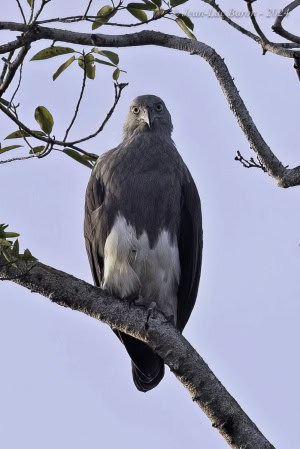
[{"left": 0, "top": 256, "right": 275, "bottom": 449}]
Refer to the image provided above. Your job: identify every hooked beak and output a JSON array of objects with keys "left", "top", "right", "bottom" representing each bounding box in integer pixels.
[{"left": 140, "top": 107, "right": 152, "bottom": 128}]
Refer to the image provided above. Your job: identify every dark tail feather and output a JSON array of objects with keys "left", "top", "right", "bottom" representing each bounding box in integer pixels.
[{"left": 115, "top": 331, "right": 165, "bottom": 392}]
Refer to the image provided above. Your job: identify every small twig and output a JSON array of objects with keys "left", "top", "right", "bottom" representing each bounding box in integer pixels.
[
  {"left": 15, "top": 0, "right": 27, "bottom": 24},
  {"left": 245, "top": 0, "right": 269, "bottom": 51},
  {"left": 70, "top": 82, "right": 127, "bottom": 145},
  {"left": 272, "top": 0, "right": 300, "bottom": 45},
  {"left": 64, "top": 54, "right": 87, "bottom": 142},
  {"left": 83, "top": 0, "right": 94, "bottom": 18},
  {"left": 0, "top": 51, "right": 14, "bottom": 84},
  {"left": 0, "top": 155, "right": 35, "bottom": 164},
  {"left": 235, "top": 150, "right": 267, "bottom": 172},
  {"left": 0, "top": 45, "right": 30, "bottom": 96}
]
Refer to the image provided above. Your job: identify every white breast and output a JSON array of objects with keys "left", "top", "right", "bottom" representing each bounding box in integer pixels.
[{"left": 103, "top": 214, "right": 180, "bottom": 322}]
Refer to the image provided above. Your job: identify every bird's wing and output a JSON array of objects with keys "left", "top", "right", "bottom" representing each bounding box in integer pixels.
[
  {"left": 176, "top": 171, "right": 203, "bottom": 332},
  {"left": 84, "top": 157, "right": 107, "bottom": 287}
]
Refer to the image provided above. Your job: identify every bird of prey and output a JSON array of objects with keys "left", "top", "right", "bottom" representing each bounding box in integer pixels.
[{"left": 84, "top": 95, "right": 202, "bottom": 392}]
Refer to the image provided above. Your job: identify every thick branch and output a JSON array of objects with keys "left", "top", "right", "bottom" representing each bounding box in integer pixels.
[{"left": 0, "top": 255, "right": 275, "bottom": 449}]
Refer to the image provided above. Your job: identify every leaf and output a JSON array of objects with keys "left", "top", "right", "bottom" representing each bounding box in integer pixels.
[
  {"left": 91, "top": 49, "right": 119, "bottom": 65},
  {"left": 27, "top": 0, "right": 33, "bottom": 5},
  {"left": 4, "top": 232, "right": 20, "bottom": 238},
  {"left": 31, "top": 47, "right": 75, "bottom": 61},
  {"left": 149, "top": 0, "right": 162, "bottom": 6},
  {"left": 22, "top": 248, "right": 37, "bottom": 261},
  {"left": 0, "top": 145, "right": 23, "bottom": 155},
  {"left": 176, "top": 18, "right": 197, "bottom": 39},
  {"left": 0, "top": 238, "right": 11, "bottom": 247},
  {"left": 94, "top": 58, "right": 116, "bottom": 68},
  {"left": 128, "top": 2, "right": 156, "bottom": 10},
  {"left": 78, "top": 54, "right": 96, "bottom": 79},
  {"left": 92, "top": 6, "right": 116, "bottom": 30},
  {"left": 153, "top": 7, "right": 165, "bottom": 18},
  {"left": 113, "top": 68, "right": 120, "bottom": 81},
  {"left": 5, "top": 130, "right": 46, "bottom": 139},
  {"left": 127, "top": 7, "right": 148, "bottom": 21},
  {"left": 34, "top": 106, "right": 54, "bottom": 134},
  {"left": 0, "top": 98, "right": 9, "bottom": 106},
  {"left": 63, "top": 149, "right": 94, "bottom": 169},
  {"left": 12, "top": 239, "right": 19, "bottom": 256},
  {"left": 170, "top": 0, "right": 189, "bottom": 6},
  {"left": 29, "top": 145, "right": 45, "bottom": 155},
  {"left": 53, "top": 55, "right": 75, "bottom": 81},
  {"left": 175, "top": 13, "right": 194, "bottom": 31}
]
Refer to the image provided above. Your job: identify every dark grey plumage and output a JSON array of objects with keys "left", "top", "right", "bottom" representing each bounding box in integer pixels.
[{"left": 84, "top": 95, "right": 202, "bottom": 392}]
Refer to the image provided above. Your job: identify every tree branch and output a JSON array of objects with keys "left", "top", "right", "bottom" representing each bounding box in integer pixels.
[
  {"left": 1, "top": 22, "right": 299, "bottom": 186},
  {"left": 0, "top": 255, "right": 275, "bottom": 449},
  {"left": 272, "top": 0, "right": 300, "bottom": 45}
]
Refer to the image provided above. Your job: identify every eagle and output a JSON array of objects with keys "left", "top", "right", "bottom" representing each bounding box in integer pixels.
[{"left": 84, "top": 95, "right": 202, "bottom": 392}]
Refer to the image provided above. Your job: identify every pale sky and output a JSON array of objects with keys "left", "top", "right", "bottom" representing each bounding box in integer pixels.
[{"left": 1, "top": 1, "right": 300, "bottom": 448}]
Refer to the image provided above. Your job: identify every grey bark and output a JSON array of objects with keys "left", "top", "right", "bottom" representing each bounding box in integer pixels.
[{"left": 0, "top": 256, "right": 275, "bottom": 449}]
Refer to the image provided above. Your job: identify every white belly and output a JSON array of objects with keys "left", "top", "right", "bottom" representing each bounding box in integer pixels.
[{"left": 103, "top": 214, "right": 180, "bottom": 322}]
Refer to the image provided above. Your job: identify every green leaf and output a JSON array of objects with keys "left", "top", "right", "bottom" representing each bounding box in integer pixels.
[
  {"left": 170, "top": 0, "right": 189, "bottom": 6},
  {"left": 29, "top": 145, "right": 45, "bottom": 155},
  {"left": 0, "top": 238, "right": 11, "bottom": 247},
  {"left": 78, "top": 54, "right": 96, "bottom": 79},
  {"left": 4, "top": 232, "right": 20, "bottom": 238},
  {"left": 0, "top": 98, "right": 9, "bottom": 106},
  {"left": 0, "top": 144, "right": 22, "bottom": 155},
  {"left": 92, "top": 6, "right": 116, "bottom": 30},
  {"left": 94, "top": 58, "right": 116, "bottom": 68},
  {"left": 27, "top": 0, "right": 33, "bottom": 6},
  {"left": 149, "top": 0, "right": 162, "bottom": 6},
  {"left": 128, "top": 2, "right": 156, "bottom": 10},
  {"left": 53, "top": 55, "right": 75, "bottom": 81},
  {"left": 127, "top": 7, "right": 148, "bottom": 21},
  {"left": 5, "top": 130, "right": 46, "bottom": 139},
  {"left": 153, "top": 7, "right": 166, "bottom": 18},
  {"left": 176, "top": 18, "right": 197, "bottom": 39},
  {"left": 12, "top": 239, "right": 19, "bottom": 256},
  {"left": 112, "top": 68, "right": 120, "bottom": 81},
  {"left": 175, "top": 13, "right": 194, "bottom": 30},
  {"left": 31, "top": 47, "right": 75, "bottom": 61},
  {"left": 63, "top": 149, "right": 94, "bottom": 169},
  {"left": 91, "top": 49, "right": 119, "bottom": 65},
  {"left": 22, "top": 248, "right": 37, "bottom": 261},
  {"left": 34, "top": 106, "right": 54, "bottom": 134}
]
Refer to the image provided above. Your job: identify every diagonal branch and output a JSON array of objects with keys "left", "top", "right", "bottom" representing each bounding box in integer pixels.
[{"left": 0, "top": 254, "right": 275, "bottom": 449}]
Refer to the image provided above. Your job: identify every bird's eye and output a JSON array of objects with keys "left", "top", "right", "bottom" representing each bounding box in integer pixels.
[
  {"left": 155, "top": 103, "right": 164, "bottom": 112},
  {"left": 131, "top": 106, "right": 140, "bottom": 114}
]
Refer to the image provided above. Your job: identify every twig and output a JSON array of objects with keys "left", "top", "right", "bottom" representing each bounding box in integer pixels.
[
  {"left": 64, "top": 55, "right": 87, "bottom": 141},
  {"left": 0, "top": 155, "right": 35, "bottom": 164},
  {"left": 15, "top": 0, "right": 27, "bottom": 24},
  {"left": 70, "top": 82, "right": 127, "bottom": 145},
  {"left": 245, "top": 0, "right": 269, "bottom": 50},
  {"left": 83, "top": 0, "right": 94, "bottom": 18},
  {"left": 272, "top": 0, "right": 300, "bottom": 45},
  {"left": 0, "top": 45, "right": 30, "bottom": 96},
  {"left": 0, "top": 51, "right": 14, "bottom": 84},
  {"left": 235, "top": 150, "right": 267, "bottom": 172}
]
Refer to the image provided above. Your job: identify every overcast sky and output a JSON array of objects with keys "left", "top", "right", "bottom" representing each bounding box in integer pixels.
[{"left": 1, "top": 1, "right": 300, "bottom": 448}]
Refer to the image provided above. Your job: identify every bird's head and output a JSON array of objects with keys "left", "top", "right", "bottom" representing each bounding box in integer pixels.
[{"left": 123, "top": 95, "right": 173, "bottom": 140}]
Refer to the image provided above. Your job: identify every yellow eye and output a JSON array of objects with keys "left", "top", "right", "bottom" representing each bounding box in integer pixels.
[
  {"left": 155, "top": 103, "right": 163, "bottom": 112},
  {"left": 132, "top": 106, "right": 140, "bottom": 114}
]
